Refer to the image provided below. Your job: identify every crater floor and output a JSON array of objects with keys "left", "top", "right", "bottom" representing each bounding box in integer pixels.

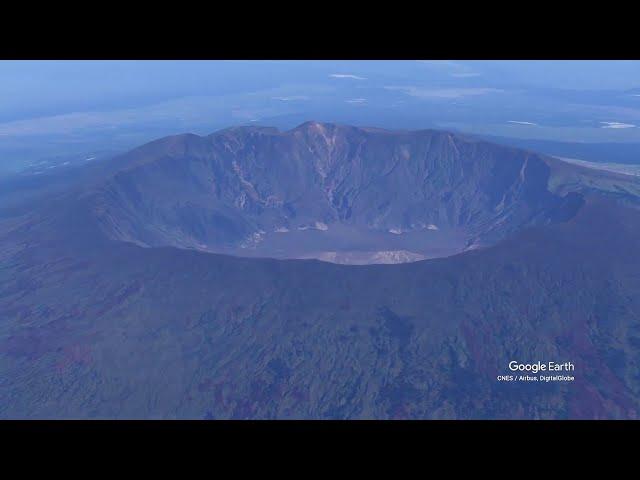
[{"left": 186, "top": 223, "right": 473, "bottom": 264}]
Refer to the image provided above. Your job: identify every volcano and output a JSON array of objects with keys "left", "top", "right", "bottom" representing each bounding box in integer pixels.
[{"left": 2, "top": 123, "right": 640, "bottom": 419}]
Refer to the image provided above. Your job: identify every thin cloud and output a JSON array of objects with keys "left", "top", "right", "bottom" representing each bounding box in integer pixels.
[
  {"left": 601, "top": 121, "right": 636, "bottom": 129},
  {"left": 346, "top": 98, "right": 367, "bottom": 104},
  {"left": 330, "top": 74, "right": 366, "bottom": 80},
  {"left": 272, "top": 96, "right": 310, "bottom": 101},
  {"left": 508, "top": 121, "right": 537, "bottom": 126}
]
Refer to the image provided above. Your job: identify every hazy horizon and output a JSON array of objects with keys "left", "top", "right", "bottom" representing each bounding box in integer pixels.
[{"left": 2, "top": 60, "right": 640, "bottom": 175}]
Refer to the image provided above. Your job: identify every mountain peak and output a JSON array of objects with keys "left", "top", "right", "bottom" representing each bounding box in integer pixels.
[
  {"left": 212, "top": 125, "right": 280, "bottom": 136},
  {"left": 294, "top": 120, "right": 335, "bottom": 130},
  {"left": 291, "top": 121, "right": 354, "bottom": 135}
]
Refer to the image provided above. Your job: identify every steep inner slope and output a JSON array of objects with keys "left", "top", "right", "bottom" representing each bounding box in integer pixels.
[{"left": 86, "top": 122, "right": 586, "bottom": 264}]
